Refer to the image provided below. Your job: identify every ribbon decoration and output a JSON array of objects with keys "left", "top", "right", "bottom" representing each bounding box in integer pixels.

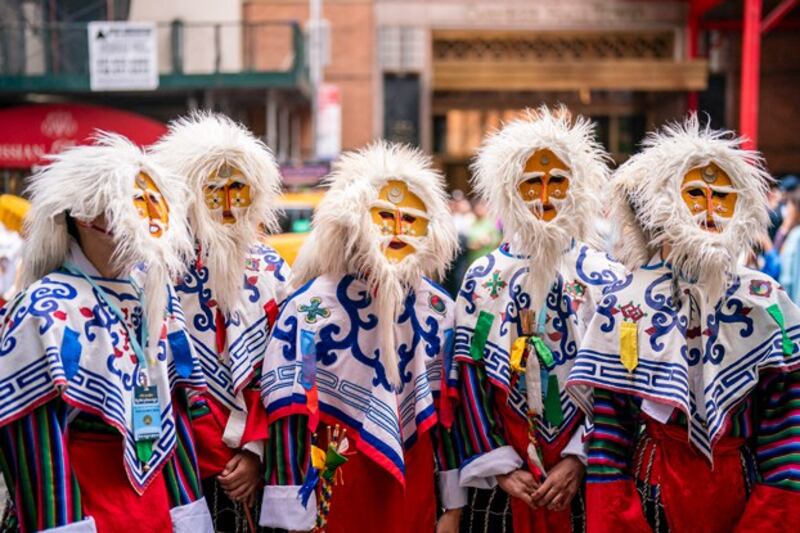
[
  {"left": 315, "top": 425, "right": 351, "bottom": 532},
  {"left": 470, "top": 311, "right": 495, "bottom": 361},
  {"left": 767, "top": 303, "right": 795, "bottom": 356},
  {"left": 300, "top": 329, "right": 319, "bottom": 430},
  {"left": 619, "top": 321, "right": 639, "bottom": 372}
]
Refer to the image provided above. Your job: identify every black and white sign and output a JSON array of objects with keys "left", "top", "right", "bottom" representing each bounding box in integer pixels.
[{"left": 88, "top": 21, "right": 158, "bottom": 91}]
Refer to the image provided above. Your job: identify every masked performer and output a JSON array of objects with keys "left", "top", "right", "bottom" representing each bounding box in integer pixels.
[
  {"left": 0, "top": 134, "right": 211, "bottom": 533},
  {"left": 567, "top": 116, "right": 800, "bottom": 532},
  {"left": 453, "top": 106, "right": 622, "bottom": 533},
  {"left": 258, "top": 142, "right": 464, "bottom": 532},
  {"left": 151, "top": 113, "right": 290, "bottom": 530}
]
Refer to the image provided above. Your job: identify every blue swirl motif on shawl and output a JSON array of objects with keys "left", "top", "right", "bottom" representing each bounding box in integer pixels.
[
  {"left": 547, "top": 276, "right": 579, "bottom": 365},
  {"left": 594, "top": 272, "right": 635, "bottom": 333},
  {"left": 315, "top": 276, "right": 387, "bottom": 389},
  {"left": 575, "top": 245, "right": 621, "bottom": 287},
  {"left": 643, "top": 272, "right": 690, "bottom": 354},
  {"left": 0, "top": 276, "right": 79, "bottom": 356},
  {"left": 459, "top": 253, "right": 496, "bottom": 315},
  {"left": 701, "top": 276, "right": 753, "bottom": 365},
  {"left": 243, "top": 245, "right": 288, "bottom": 303},
  {"left": 499, "top": 266, "right": 533, "bottom": 338},
  {"left": 396, "top": 289, "right": 441, "bottom": 393},
  {"left": 176, "top": 263, "right": 214, "bottom": 332}
]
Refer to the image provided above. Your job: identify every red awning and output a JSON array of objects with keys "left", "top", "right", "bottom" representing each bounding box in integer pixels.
[{"left": 0, "top": 103, "right": 167, "bottom": 168}]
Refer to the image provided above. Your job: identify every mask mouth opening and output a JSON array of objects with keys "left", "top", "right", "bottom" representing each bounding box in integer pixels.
[{"left": 388, "top": 240, "right": 407, "bottom": 250}]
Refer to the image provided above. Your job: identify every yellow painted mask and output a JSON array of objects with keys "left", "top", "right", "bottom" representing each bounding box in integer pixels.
[
  {"left": 680, "top": 162, "right": 738, "bottom": 232},
  {"left": 203, "top": 164, "right": 252, "bottom": 225},
  {"left": 133, "top": 172, "right": 169, "bottom": 238},
  {"left": 370, "top": 180, "right": 429, "bottom": 263},
  {"left": 518, "top": 148, "right": 570, "bottom": 222}
]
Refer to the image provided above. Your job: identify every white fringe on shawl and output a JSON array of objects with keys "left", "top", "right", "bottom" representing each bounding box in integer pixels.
[
  {"left": 611, "top": 113, "right": 771, "bottom": 303},
  {"left": 471, "top": 105, "right": 611, "bottom": 312},
  {"left": 291, "top": 141, "right": 458, "bottom": 389},
  {"left": 23, "top": 132, "right": 193, "bottom": 358},
  {"left": 150, "top": 111, "right": 282, "bottom": 315}
]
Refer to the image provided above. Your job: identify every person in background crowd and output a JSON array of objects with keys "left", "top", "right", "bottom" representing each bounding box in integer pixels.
[
  {"left": 0, "top": 134, "right": 212, "bottom": 532},
  {"left": 466, "top": 200, "right": 502, "bottom": 265},
  {"left": 151, "top": 113, "right": 291, "bottom": 531},
  {"left": 569, "top": 115, "right": 800, "bottom": 532},
  {"left": 259, "top": 142, "right": 465, "bottom": 533},
  {"left": 445, "top": 189, "right": 475, "bottom": 296},
  {"left": 453, "top": 106, "right": 623, "bottom": 533},
  {"left": 772, "top": 174, "right": 799, "bottom": 252},
  {"left": 780, "top": 194, "right": 800, "bottom": 303}
]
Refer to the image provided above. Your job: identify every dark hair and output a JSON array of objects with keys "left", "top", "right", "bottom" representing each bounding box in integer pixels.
[{"left": 65, "top": 214, "right": 81, "bottom": 245}]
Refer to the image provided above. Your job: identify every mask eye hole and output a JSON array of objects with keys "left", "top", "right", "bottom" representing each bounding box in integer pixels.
[
  {"left": 379, "top": 211, "right": 394, "bottom": 220},
  {"left": 401, "top": 214, "right": 416, "bottom": 224},
  {"left": 525, "top": 177, "right": 543, "bottom": 186},
  {"left": 686, "top": 188, "right": 705, "bottom": 198},
  {"left": 712, "top": 191, "right": 729, "bottom": 200},
  {"left": 549, "top": 176, "right": 566, "bottom": 185},
  {"left": 229, "top": 181, "right": 246, "bottom": 191}
]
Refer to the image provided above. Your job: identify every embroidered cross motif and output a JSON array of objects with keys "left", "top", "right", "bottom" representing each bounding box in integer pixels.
[
  {"left": 564, "top": 280, "right": 586, "bottom": 299},
  {"left": 245, "top": 258, "right": 260, "bottom": 271},
  {"left": 482, "top": 271, "right": 507, "bottom": 299},
  {"left": 429, "top": 294, "right": 446, "bottom": 315},
  {"left": 749, "top": 279, "right": 772, "bottom": 297},
  {"left": 618, "top": 301, "right": 646, "bottom": 323},
  {"left": 299, "top": 297, "right": 331, "bottom": 324}
]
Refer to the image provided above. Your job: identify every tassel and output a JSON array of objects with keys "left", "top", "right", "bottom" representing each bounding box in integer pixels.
[
  {"left": 620, "top": 321, "right": 638, "bottom": 372},
  {"left": 470, "top": 311, "right": 494, "bottom": 361},
  {"left": 214, "top": 308, "right": 227, "bottom": 360},
  {"left": 543, "top": 374, "right": 563, "bottom": 427},
  {"left": 530, "top": 336, "right": 555, "bottom": 368},
  {"left": 136, "top": 439, "right": 154, "bottom": 464},
  {"left": 300, "top": 329, "right": 319, "bottom": 430},
  {"left": 766, "top": 303, "right": 794, "bottom": 356},
  {"left": 510, "top": 336, "right": 529, "bottom": 373}
]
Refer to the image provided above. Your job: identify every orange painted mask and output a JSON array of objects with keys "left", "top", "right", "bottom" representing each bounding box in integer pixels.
[
  {"left": 203, "top": 164, "right": 252, "bottom": 225},
  {"left": 680, "top": 162, "right": 738, "bottom": 232},
  {"left": 133, "top": 172, "right": 170, "bottom": 238},
  {"left": 518, "top": 148, "right": 570, "bottom": 222},
  {"left": 370, "top": 180, "right": 429, "bottom": 262}
]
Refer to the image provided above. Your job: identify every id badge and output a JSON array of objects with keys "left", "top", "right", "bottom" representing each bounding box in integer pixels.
[{"left": 132, "top": 385, "right": 162, "bottom": 442}]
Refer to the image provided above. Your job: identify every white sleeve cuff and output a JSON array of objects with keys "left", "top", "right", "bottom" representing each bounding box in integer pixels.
[
  {"left": 459, "top": 446, "right": 523, "bottom": 489},
  {"left": 439, "top": 469, "right": 468, "bottom": 509},
  {"left": 242, "top": 439, "right": 265, "bottom": 462},
  {"left": 43, "top": 518, "right": 97, "bottom": 533},
  {"left": 259, "top": 485, "right": 317, "bottom": 531},
  {"left": 560, "top": 425, "right": 588, "bottom": 466},
  {"left": 171, "top": 497, "right": 213, "bottom": 533}
]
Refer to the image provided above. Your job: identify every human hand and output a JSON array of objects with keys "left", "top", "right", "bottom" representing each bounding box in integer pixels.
[
  {"left": 218, "top": 450, "right": 261, "bottom": 503},
  {"left": 496, "top": 468, "right": 540, "bottom": 507},
  {"left": 436, "top": 508, "right": 463, "bottom": 533},
  {"left": 531, "top": 456, "right": 584, "bottom": 511}
]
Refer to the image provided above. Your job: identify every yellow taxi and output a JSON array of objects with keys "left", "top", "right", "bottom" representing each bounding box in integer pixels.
[{"left": 262, "top": 190, "right": 324, "bottom": 265}]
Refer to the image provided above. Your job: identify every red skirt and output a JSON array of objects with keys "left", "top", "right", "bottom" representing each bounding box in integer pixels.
[
  {"left": 68, "top": 430, "right": 173, "bottom": 532},
  {"left": 324, "top": 430, "right": 437, "bottom": 533}
]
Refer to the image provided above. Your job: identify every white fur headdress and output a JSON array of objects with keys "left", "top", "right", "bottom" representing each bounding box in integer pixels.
[
  {"left": 23, "top": 132, "right": 193, "bottom": 354},
  {"left": 150, "top": 111, "right": 282, "bottom": 314},
  {"left": 611, "top": 114, "right": 770, "bottom": 302},
  {"left": 471, "top": 105, "right": 610, "bottom": 310},
  {"left": 292, "top": 141, "right": 458, "bottom": 387}
]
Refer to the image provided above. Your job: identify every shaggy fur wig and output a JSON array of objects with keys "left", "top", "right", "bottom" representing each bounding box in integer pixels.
[
  {"left": 611, "top": 114, "right": 770, "bottom": 302},
  {"left": 471, "top": 105, "right": 610, "bottom": 310},
  {"left": 292, "top": 141, "right": 458, "bottom": 387},
  {"left": 150, "top": 112, "right": 282, "bottom": 315},
  {"left": 23, "top": 132, "right": 193, "bottom": 355}
]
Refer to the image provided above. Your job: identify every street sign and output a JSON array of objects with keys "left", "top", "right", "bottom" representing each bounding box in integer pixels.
[{"left": 87, "top": 21, "right": 158, "bottom": 91}]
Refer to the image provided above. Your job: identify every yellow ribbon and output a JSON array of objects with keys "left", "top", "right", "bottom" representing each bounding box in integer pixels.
[
  {"left": 619, "top": 321, "right": 638, "bottom": 373},
  {"left": 311, "top": 445, "right": 327, "bottom": 470},
  {"left": 510, "top": 336, "right": 529, "bottom": 373}
]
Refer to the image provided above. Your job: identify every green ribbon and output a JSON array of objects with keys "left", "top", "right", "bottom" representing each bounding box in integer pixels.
[
  {"left": 767, "top": 303, "right": 794, "bottom": 356},
  {"left": 470, "top": 311, "right": 495, "bottom": 361},
  {"left": 136, "top": 440, "right": 154, "bottom": 464},
  {"left": 531, "top": 336, "right": 555, "bottom": 368},
  {"left": 543, "top": 374, "right": 564, "bottom": 427}
]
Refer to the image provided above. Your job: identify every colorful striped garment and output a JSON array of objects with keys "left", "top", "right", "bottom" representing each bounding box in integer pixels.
[{"left": 0, "top": 392, "right": 203, "bottom": 533}]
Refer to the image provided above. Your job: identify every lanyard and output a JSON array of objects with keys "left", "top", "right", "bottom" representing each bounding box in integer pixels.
[{"left": 62, "top": 261, "right": 150, "bottom": 370}]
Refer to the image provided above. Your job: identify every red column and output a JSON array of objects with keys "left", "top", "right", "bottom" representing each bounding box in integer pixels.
[{"left": 739, "top": 0, "right": 762, "bottom": 150}]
